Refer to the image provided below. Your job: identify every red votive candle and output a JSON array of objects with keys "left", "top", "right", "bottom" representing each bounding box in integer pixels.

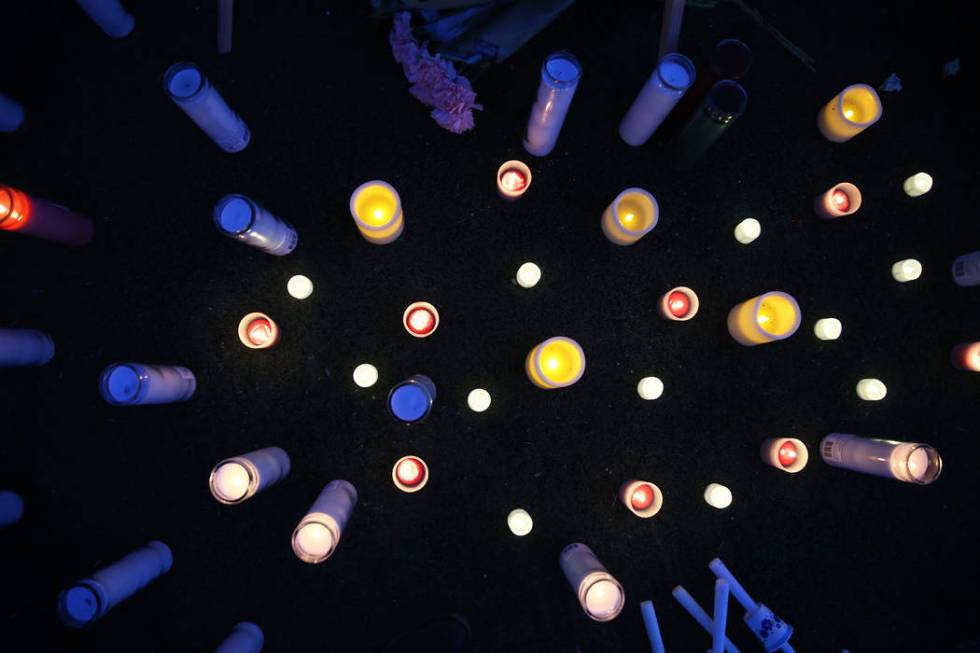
[
  {"left": 630, "top": 484, "right": 655, "bottom": 510},
  {"left": 496, "top": 160, "right": 532, "bottom": 200},
  {"left": 667, "top": 291, "right": 690, "bottom": 318},
  {"left": 951, "top": 342, "right": 980, "bottom": 372},
  {"left": 237, "top": 312, "right": 280, "bottom": 349},
  {"left": 815, "top": 182, "right": 862, "bottom": 219},
  {"left": 760, "top": 437, "right": 808, "bottom": 473},
  {"left": 619, "top": 479, "right": 663, "bottom": 518},
  {"left": 392, "top": 455, "right": 429, "bottom": 493},
  {"left": 831, "top": 189, "right": 850, "bottom": 212},
  {"left": 777, "top": 441, "right": 798, "bottom": 467},
  {"left": 403, "top": 301, "right": 439, "bottom": 338},
  {"left": 658, "top": 286, "right": 699, "bottom": 321}
]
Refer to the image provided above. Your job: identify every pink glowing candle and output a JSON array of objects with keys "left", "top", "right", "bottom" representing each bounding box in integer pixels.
[
  {"left": 496, "top": 160, "right": 532, "bottom": 200},
  {"left": 618, "top": 479, "right": 663, "bottom": 518},
  {"left": 951, "top": 342, "right": 980, "bottom": 372},
  {"left": 658, "top": 286, "right": 699, "bottom": 321},
  {"left": 814, "top": 182, "right": 861, "bottom": 219},
  {"left": 238, "top": 312, "right": 279, "bottom": 349},
  {"left": 760, "top": 437, "right": 808, "bottom": 473},
  {"left": 392, "top": 455, "right": 429, "bottom": 493},
  {"left": 403, "top": 301, "right": 439, "bottom": 338}
]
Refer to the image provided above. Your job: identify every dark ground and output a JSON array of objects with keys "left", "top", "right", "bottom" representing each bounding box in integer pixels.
[{"left": 2, "top": 1, "right": 979, "bottom": 651}]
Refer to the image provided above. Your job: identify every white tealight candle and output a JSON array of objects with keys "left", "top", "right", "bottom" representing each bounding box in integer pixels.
[
  {"left": 636, "top": 376, "right": 664, "bottom": 400},
  {"left": 287, "top": 274, "right": 313, "bottom": 299},
  {"left": 467, "top": 388, "right": 491, "bottom": 413},
  {"left": 353, "top": 364, "right": 378, "bottom": 388},
  {"left": 704, "top": 483, "right": 732, "bottom": 509},
  {"left": 515, "top": 262, "right": 541, "bottom": 288},
  {"left": 211, "top": 462, "right": 250, "bottom": 502},
  {"left": 733, "top": 218, "right": 761, "bottom": 244},
  {"left": 856, "top": 378, "right": 887, "bottom": 401},
  {"left": 507, "top": 509, "right": 533, "bottom": 536},
  {"left": 294, "top": 522, "right": 334, "bottom": 559},
  {"left": 891, "top": 258, "right": 922, "bottom": 282},
  {"left": 584, "top": 580, "right": 624, "bottom": 620},
  {"left": 813, "top": 318, "right": 842, "bottom": 340},
  {"left": 903, "top": 173, "right": 933, "bottom": 197}
]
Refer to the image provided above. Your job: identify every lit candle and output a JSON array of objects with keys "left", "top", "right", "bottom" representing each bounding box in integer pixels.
[
  {"left": 388, "top": 375, "right": 436, "bottom": 424},
  {"left": 601, "top": 188, "right": 659, "bottom": 246},
  {"left": 99, "top": 362, "right": 196, "bottom": 406},
  {"left": 813, "top": 317, "right": 842, "bottom": 340},
  {"left": 891, "top": 258, "right": 922, "bottom": 282},
  {"left": 636, "top": 376, "right": 664, "bottom": 400},
  {"left": 0, "top": 328, "right": 54, "bottom": 367},
  {"left": 238, "top": 312, "right": 280, "bottom": 349},
  {"left": 704, "top": 483, "right": 732, "bottom": 509},
  {"left": 760, "top": 437, "right": 809, "bottom": 473},
  {"left": 903, "top": 172, "right": 933, "bottom": 197},
  {"left": 353, "top": 363, "right": 379, "bottom": 388},
  {"left": 658, "top": 286, "right": 699, "bottom": 321},
  {"left": 817, "top": 83, "right": 882, "bottom": 142},
  {"left": 814, "top": 182, "right": 861, "bottom": 219},
  {"left": 467, "top": 388, "right": 491, "bottom": 412},
  {"left": 213, "top": 194, "right": 297, "bottom": 256},
  {"left": 951, "top": 342, "right": 980, "bottom": 372},
  {"left": 496, "top": 160, "right": 532, "bottom": 200},
  {"left": 820, "top": 433, "right": 942, "bottom": 484},
  {"left": 349, "top": 180, "right": 403, "bottom": 245},
  {"left": 952, "top": 251, "right": 980, "bottom": 287},
  {"left": 733, "top": 218, "right": 761, "bottom": 244},
  {"left": 209, "top": 447, "right": 290, "bottom": 505},
  {"left": 515, "top": 262, "right": 542, "bottom": 288},
  {"left": 524, "top": 52, "right": 582, "bottom": 157},
  {"left": 526, "top": 337, "right": 585, "bottom": 389},
  {"left": 0, "top": 490, "right": 24, "bottom": 528},
  {"left": 856, "top": 378, "right": 887, "bottom": 401},
  {"left": 0, "top": 92, "right": 25, "bottom": 132},
  {"left": 74, "top": 0, "right": 135, "bottom": 38},
  {"left": 291, "top": 480, "right": 357, "bottom": 563},
  {"left": 214, "top": 622, "right": 264, "bottom": 653},
  {"left": 392, "top": 455, "right": 429, "bottom": 493},
  {"left": 0, "top": 184, "right": 95, "bottom": 246},
  {"left": 163, "top": 62, "right": 250, "bottom": 152},
  {"left": 619, "top": 53, "right": 696, "bottom": 146},
  {"left": 507, "top": 509, "right": 533, "bottom": 536},
  {"left": 727, "top": 291, "right": 801, "bottom": 346},
  {"left": 403, "top": 301, "right": 439, "bottom": 338},
  {"left": 57, "top": 541, "right": 172, "bottom": 628},
  {"left": 670, "top": 81, "right": 748, "bottom": 171},
  {"left": 619, "top": 480, "right": 663, "bottom": 518},
  {"left": 287, "top": 274, "right": 313, "bottom": 299},
  {"left": 559, "top": 543, "right": 625, "bottom": 622}
]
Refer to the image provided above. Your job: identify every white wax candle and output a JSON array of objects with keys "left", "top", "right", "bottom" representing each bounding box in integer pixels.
[
  {"left": 524, "top": 53, "right": 582, "bottom": 157},
  {"left": 507, "top": 509, "right": 533, "bottom": 536},
  {"left": 892, "top": 259, "right": 922, "bottom": 282},
  {"left": 856, "top": 378, "right": 887, "bottom": 401},
  {"left": 903, "top": 173, "right": 932, "bottom": 197},
  {"left": 906, "top": 447, "right": 930, "bottom": 481},
  {"left": 637, "top": 376, "right": 664, "bottom": 400},
  {"left": 353, "top": 363, "right": 378, "bottom": 388},
  {"left": 813, "top": 318, "right": 842, "bottom": 340},
  {"left": 515, "top": 262, "right": 542, "bottom": 288},
  {"left": 467, "top": 388, "right": 491, "bottom": 412},
  {"left": 287, "top": 275, "right": 313, "bottom": 299},
  {"left": 733, "top": 218, "right": 761, "bottom": 244},
  {"left": 585, "top": 580, "right": 623, "bottom": 619},
  {"left": 619, "top": 54, "right": 695, "bottom": 146},
  {"left": 295, "top": 523, "right": 334, "bottom": 559},
  {"left": 212, "top": 462, "right": 250, "bottom": 502},
  {"left": 704, "top": 483, "right": 732, "bottom": 509}
]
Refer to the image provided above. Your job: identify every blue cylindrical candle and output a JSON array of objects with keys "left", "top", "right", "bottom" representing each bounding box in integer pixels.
[
  {"left": 57, "top": 541, "right": 173, "bottom": 628},
  {"left": 214, "top": 622, "right": 264, "bottom": 653},
  {"left": 619, "top": 53, "right": 696, "bottom": 146},
  {"left": 213, "top": 194, "right": 297, "bottom": 256},
  {"left": 74, "top": 0, "right": 134, "bottom": 38},
  {"left": 163, "top": 62, "right": 250, "bottom": 153},
  {"left": 99, "top": 362, "right": 196, "bottom": 406},
  {"left": 387, "top": 375, "right": 436, "bottom": 424},
  {"left": 0, "top": 491, "right": 24, "bottom": 528},
  {"left": 0, "top": 92, "right": 25, "bottom": 132},
  {"left": 524, "top": 52, "right": 582, "bottom": 157},
  {"left": 0, "top": 328, "right": 54, "bottom": 367}
]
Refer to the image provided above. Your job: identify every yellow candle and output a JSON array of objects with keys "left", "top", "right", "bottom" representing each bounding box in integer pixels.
[
  {"left": 526, "top": 336, "right": 585, "bottom": 389},
  {"left": 727, "top": 291, "right": 801, "bottom": 346},
  {"left": 817, "top": 84, "right": 882, "bottom": 143},
  {"left": 349, "top": 180, "right": 403, "bottom": 244},
  {"left": 601, "top": 188, "right": 658, "bottom": 245}
]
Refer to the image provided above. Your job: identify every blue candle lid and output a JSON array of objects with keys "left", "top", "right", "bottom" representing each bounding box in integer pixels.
[
  {"left": 163, "top": 62, "right": 204, "bottom": 100},
  {"left": 57, "top": 585, "right": 101, "bottom": 628},
  {"left": 388, "top": 383, "right": 432, "bottom": 423},
  {"left": 104, "top": 364, "right": 141, "bottom": 403},
  {"left": 214, "top": 195, "right": 254, "bottom": 234}
]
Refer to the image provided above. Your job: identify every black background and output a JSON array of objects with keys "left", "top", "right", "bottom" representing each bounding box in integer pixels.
[{"left": 1, "top": 1, "right": 978, "bottom": 651}]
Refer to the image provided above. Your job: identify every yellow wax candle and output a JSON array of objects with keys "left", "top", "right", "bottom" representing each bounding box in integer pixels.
[
  {"left": 349, "top": 180, "right": 403, "bottom": 244},
  {"left": 526, "top": 336, "right": 585, "bottom": 389},
  {"left": 601, "top": 188, "right": 658, "bottom": 246},
  {"left": 817, "top": 84, "right": 882, "bottom": 143},
  {"left": 727, "top": 291, "right": 801, "bottom": 346}
]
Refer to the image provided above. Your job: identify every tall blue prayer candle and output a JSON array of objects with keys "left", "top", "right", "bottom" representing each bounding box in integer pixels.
[
  {"left": 387, "top": 375, "right": 436, "bottom": 424},
  {"left": 215, "top": 622, "right": 264, "bottom": 653},
  {"left": 209, "top": 447, "right": 291, "bottom": 505},
  {"left": 0, "top": 491, "right": 24, "bottom": 528},
  {"left": 292, "top": 480, "right": 357, "bottom": 564},
  {"left": 213, "top": 194, "right": 297, "bottom": 256},
  {"left": 523, "top": 52, "right": 582, "bottom": 157},
  {"left": 0, "top": 92, "right": 24, "bottom": 132},
  {"left": 57, "top": 541, "right": 173, "bottom": 628},
  {"left": 74, "top": 0, "right": 134, "bottom": 38},
  {"left": 99, "top": 362, "right": 196, "bottom": 406},
  {"left": 0, "top": 328, "right": 54, "bottom": 367},
  {"left": 164, "top": 62, "right": 250, "bottom": 153}
]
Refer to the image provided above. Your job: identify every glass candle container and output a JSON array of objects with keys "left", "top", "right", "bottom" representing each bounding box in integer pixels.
[
  {"left": 238, "top": 312, "right": 280, "bottom": 349},
  {"left": 619, "top": 480, "right": 663, "bottom": 518},
  {"left": 403, "top": 301, "right": 439, "bottom": 338},
  {"left": 213, "top": 194, "right": 297, "bottom": 256},
  {"left": 559, "top": 543, "right": 625, "bottom": 622},
  {"left": 496, "top": 160, "right": 532, "bottom": 200},
  {"left": 903, "top": 173, "right": 933, "bottom": 197},
  {"left": 209, "top": 447, "right": 291, "bottom": 505},
  {"left": 388, "top": 375, "right": 436, "bottom": 424},
  {"left": 619, "top": 53, "right": 696, "bottom": 146},
  {"left": 814, "top": 182, "right": 861, "bottom": 219},
  {"left": 349, "top": 180, "right": 404, "bottom": 245},
  {"left": 57, "top": 541, "right": 172, "bottom": 628},
  {"left": 813, "top": 317, "right": 842, "bottom": 340},
  {"left": 820, "top": 433, "right": 942, "bottom": 484},
  {"left": 526, "top": 337, "right": 585, "bottom": 389},
  {"left": 891, "top": 258, "right": 922, "bottom": 282},
  {"left": 524, "top": 52, "right": 582, "bottom": 157},
  {"left": 952, "top": 251, "right": 980, "bottom": 287},
  {"left": 658, "top": 286, "right": 699, "bottom": 321},
  {"left": 74, "top": 0, "right": 134, "bottom": 38},
  {"left": 760, "top": 437, "right": 808, "bottom": 473},
  {"left": 856, "top": 378, "right": 887, "bottom": 401},
  {"left": 817, "top": 83, "right": 882, "bottom": 142},
  {"left": 164, "top": 62, "right": 250, "bottom": 152},
  {"left": 670, "top": 81, "right": 748, "bottom": 171},
  {"left": 392, "top": 455, "right": 429, "bottom": 493},
  {"left": 951, "top": 342, "right": 980, "bottom": 372},
  {"left": 0, "top": 328, "right": 54, "bottom": 367},
  {"left": 0, "top": 491, "right": 24, "bottom": 528},
  {"left": 727, "top": 291, "right": 801, "bottom": 346},
  {"left": 1, "top": 184, "right": 94, "bottom": 246},
  {"left": 214, "top": 622, "right": 264, "bottom": 653},
  {"left": 291, "top": 480, "right": 358, "bottom": 563},
  {"left": 601, "top": 188, "right": 658, "bottom": 245},
  {"left": 99, "top": 362, "right": 196, "bottom": 406},
  {"left": 0, "top": 92, "right": 25, "bottom": 132}
]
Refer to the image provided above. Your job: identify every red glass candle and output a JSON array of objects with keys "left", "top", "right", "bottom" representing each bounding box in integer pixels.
[
  {"left": 667, "top": 291, "right": 690, "bottom": 318},
  {"left": 496, "top": 160, "right": 532, "bottom": 200},
  {"left": 619, "top": 479, "right": 663, "bottom": 517},
  {"left": 658, "top": 286, "right": 699, "bottom": 321},
  {"left": 815, "top": 182, "right": 861, "bottom": 219},
  {"left": 630, "top": 484, "right": 655, "bottom": 510},
  {"left": 392, "top": 455, "right": 429, "bottom": 493},
  {"left": 0, "top": 184, "right": 94, "bottom": 246},
  {"left": 760, "top": 437, "right": 808, "bottom": 473},
  {"left": 237, "top": 312, "right": 280, "bottom": 349},
  {"left": 777, "top": 441, "right": 798, "bottom": 467},
  {"left": 403, "top": 301, "right": 439, "bottom": 338}
]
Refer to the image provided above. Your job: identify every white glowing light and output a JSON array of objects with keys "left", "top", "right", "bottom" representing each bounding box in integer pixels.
[
  {"left": 353, "top": 363, "right": 378, "bottom": 388},
  {"left": 287, "top": 275, "right": 314, "bottom": 300},
  {"left": 814, "top": 318, "right": 842, "bottom": 341},
  {"left": 507, "top": 509, "right": 533, "bottom": 536},
  {"left": 584, "top": 580, "right": 623, "bottom": 619},
  {"left": 467, "top": 388, "right": 491, "bottom": 413},
  {"left": 295, "top": 522, "right": 334, "bottom": 559},
  {"left": 856, "top": 378, "right": 887, "bottom": 401},
  {"left": 892, "top": 258, "right": 922, "bottom": 282},
  {"left": 212, "top": 462, "right": 250, "bottom": 502},
  {"left": 516, "top": 262, "right": 542, "bottom": 288},
  {"left": 637, "top": 376, "right": 664, "bottom": 400},
  {"left": 903, "top": 173, "right": 932, "bottom": 197},
  {"left": 734, "top": 218, "right": 761, "bottom": 244},
  {"left": 704, "top": 483, "right": 732, "bottom": 509}
]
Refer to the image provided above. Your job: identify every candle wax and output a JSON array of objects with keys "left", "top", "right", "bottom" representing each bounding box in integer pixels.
[
  {"left": 831, "top": 189, "right": 850, "bottom": 212},
  {"left": 667, "top": 291, "right": 690, "bottom": 317},
  {"left": 247, "top": 318, "right": 273, "bottom": 345},
  {"left": 295, "top": 523, "right": 334, "bottom": 559},
  {"left": 617, "top": 198, "right": 647, "bottom": 229},
  {"left": 842, "top": 99, "right": 862, "bottom": 122},
  {"left": 500, "top": 169, "right": 527, "bottom": 192},
  {"left": 777, "top": 441, "right": 798, "bottom": 468},
  {"left": 218, "top": 196, "right": 252, "bottom": 233},
  {"left": 906, "top": 448, "right": 930, "bottom": 481},
  {"left": 631, "top": 484, "right": 655, "bottom": 510},
  {"left": 396, "top": 458, "right": 425, "bottom": 486},
  {"left": 168, "top": 67, "right": 202, "bottom": 99},
  {"left": 406, "top": 308, "right": 436, "bottom": 336},
  {"left": 547, "top": 56, "right": 580, "bottom": 82},
  {"left": 756, "top": 302, "right": 781, "bottom": 333},
  {"left": 585, "top": 580, "right": 622, "bottom": 619},
  {"left": 213, "top": 462, "right": 250, "bottom": 501}
]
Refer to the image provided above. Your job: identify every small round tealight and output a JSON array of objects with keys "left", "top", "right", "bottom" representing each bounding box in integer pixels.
[
  {"left": 353, "top": 364, "right": 378, "bottom": 388},
  {"left": 892, "top": 259, "right": 922, "bottom": 282},
  {"left": 704, "top": 483, "right": 732, "bottom": 509},
  {"left": 467, "top": 388, "right": 491, "bottom": 412},
  {"left": 856, "top": 378, "right": 887, "bottom": 401},
  {"left": 515, "top": 262, "right": 542, "bottom": 288},
  {"left": 813, "top": 318, "right": 842, "bottom": 341},
  {"left": 287, "top": 275, "right": 314, "bottom": 299},
  {"left": 903, "top": 173, "right": 932, "bottom": 197},
  {"left": 734, "top": 218, "right": 761, "bottom": 244},
  {"left": 637, "top": 377, "right": 664, "bottom": 400},
  {"left": 507, "top": 509, "right": 533, "bottom": 536}
]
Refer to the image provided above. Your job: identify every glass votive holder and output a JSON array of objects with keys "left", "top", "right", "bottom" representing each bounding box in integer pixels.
[
  {"left": 403, "top": 301, "right": 439, "bottom": 338},
  {"left": 903, "top": 173, "right": 933, "bottom": 197},
  {"left": 526, "top": 337, "right": 585, "bottom": 389},
  {"left": 291, "top": 480, "right": 357, "bottom": 563},
  {"left": 658, "top": 286, "right": 699, "bottom": 321},
  {"left": 601, "top": 188, "right": 659, "bottom": 246},
  {"left": 496, "top": 161, "right": 532, "bottom": 200},
  {"left": 892, "top": 258, "right": 922, "bottom": 282},
  {"left": 951, "top": 342, "right": 980, "bottom": 372},
  {"left": 618, "top": 480, "right": 663, "bottom": 518},
  {"left": 817, "top": 83, "right": 882, "bottom": 142},
  {"left": 760, "top": 437, "right": 808, "bottom": 473},
  {"left": 524, "top": 52, "right": 583, "bottom": 157},
  {"left": 0, "top": 183, "right": 95, "bottom": 246},
  {"left": 392, "top": 455, "right": 429, "bottom": 493},
  {"left": 388, "top": 375, "right": 436, "bottom": 424},
  {"left": 727, "top": 291, "right": 801, "bottom": 346},
  {"left": 238, "top": 312, "right": 279, "bottom": 349},
  {"left": 75, "top": 0, "right": 135, "bottom": 38},
  {"left": 350, "top": 180, "right": 403, "bottom": 245},
  {"left": 209, "top": 447, "right": 291, "bottom": 505},
  {"left": 814, "top": 182, "right": 861, "bottom": 219},
  {"left": 559, "top": 543, "right": 625, "bottom": 622}
]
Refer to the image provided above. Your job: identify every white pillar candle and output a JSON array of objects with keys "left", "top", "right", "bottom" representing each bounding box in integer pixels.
[
  {"left": 703, "top": 483, "right": 732, "bottom": 509},
  {"left": 515, "top": 262, "right": 542, "bottom": 288},
  {"left": 820, "top": 433, "right": 942, "bottom": 484},
  {"left": 163, "top": 62, "right": 250, "bottom": 152},
  {"left": 496, "top": 160, "right": 532, "bottom": 200},
  {"left": 891, "top": 258, "right": 922, "bottom": 282},
  {"left": 99, "top": 363, "right": 196, "bottom": 406},
  {"left": 507, "top": 509, "right": 533, "bottom": 536},
  {"left": 214, "top": 194, "right": 297, "bottom": 256},
  {"left": 813, "top": 317, "right": 842, "bottom": 340},
  {"left": 287, "top": 275, "right": 313, "bottom": 299},
  {"left": 209, "top": 447, "right": 291, "bottom": 505},
  {"left": 636, "top": 376, "right": 664, "bottom": 400},
  {"left": 214, "top": 622, "right": 263, "bottom": 653},
  {"left": 855, "top": 378, "right": 887, "bottom": 401},
  {"left": 524, "top": 52, "right": 582, "bottom": 157},
  {"left": 0, "top": 328, "right": 54, "bottom": 367},
  {"left": 559, "top": 543, "right": 625, "bottom": 622},
  {"left": 467, "top": 388, "right": 491, "bottom": 412},
  {"left": 74, "top": 0, "right": 134, "bottom": 38},
  {"left": 952, "top": 251, "right": 980, "bottom": 287},
  {"left": 291, "top": 480, "right": 357, "bottom": 563},
  {"left": 733, "top": 218, "right": 761, "bottom": 244},
  {"left": 619, "top": 53, "right": 696, "bottom": 146},
  {"left": 903, "top": 172, "right": 932, "bottom": 197},
  {"left": 353, "top": 363, "right": 378, "bottom": 388}
]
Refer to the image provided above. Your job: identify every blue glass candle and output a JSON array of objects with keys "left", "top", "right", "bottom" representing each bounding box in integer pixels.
[
  {"left": 74, "top": 0, "right": 134, "bottom": 38},
  {"left": 0, "top": 328, "right": 54, "bottom": 367},
  {"left": 619, "top": 53, "right": 696, "bottom": 146},
  {"left": 215, "top": 622, "right": 264, "bottom": 653},
  {"left": 524, "top": 52, "right": 582, "bottom": 157},
  {"left": 57, "top": 541, "right": 172, "bottom": 628},
  {"left": 387, "top": 375, "right": 436, "bottom": 424},
  {"left": 163, "top": 62, "right": 250, "bottom": 152},
  {"left": 99, "top": 362, "right": 196, "bottom": 406},
  {"left": 0, "top": 92, "right": 24, "bottom": 132},
  {"left": 213, "top": 194, "right": 297, "bottom": 256},
  {"left": 0, "top": 491, "right": 24, "bottom": 528}
]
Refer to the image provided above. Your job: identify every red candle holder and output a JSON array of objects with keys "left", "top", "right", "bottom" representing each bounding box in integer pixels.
[
  {"left": 658, "top": 286, "right": 699, "bottom": 321},
  {"left": 619, "top": 479, "right": 663, "bottom": 518},
  {"left": 814, "top": 182, "right": 862, "bottom": 219},
  {"left": 760, "top": 437, "right": 808, "bottom": 473},
  {"left": 403, "top": 301, "right": 439, "bottom": 338},
  {"left": 238, "top": 312, "right": 280, "bottom": 349},
  {"left": 951, "top": 342, "right": 980, "bottom": 372},
  {"left": 496, "top": 160, "right": 532, "bottom": 200},
  {"left": 392, "top": 455, "right": 429, "bottom": 493}
]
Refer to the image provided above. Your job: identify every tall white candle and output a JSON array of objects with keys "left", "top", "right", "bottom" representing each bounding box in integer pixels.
[
  {"left": 209, "top": 447, "right": 291, "bottom": 505},
  {"left": 291, "top": 480, "right": 357, "bottom": 563},
  {"left": 820, "top": 433, "right": 942, "bottom": 484},
  {"left": 524, "top": 52, "right": 582, "bottom": 157},
  {"left": 619, "top": 54, "right": 695, "bottom": 146},
  {"left": 559, "top": 543, "right": 625, "bottom": 621}
]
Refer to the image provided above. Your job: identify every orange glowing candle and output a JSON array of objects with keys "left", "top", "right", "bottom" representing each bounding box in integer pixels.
[{"left": 526, "top": 337, "right": 585, "bottom": 389}]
